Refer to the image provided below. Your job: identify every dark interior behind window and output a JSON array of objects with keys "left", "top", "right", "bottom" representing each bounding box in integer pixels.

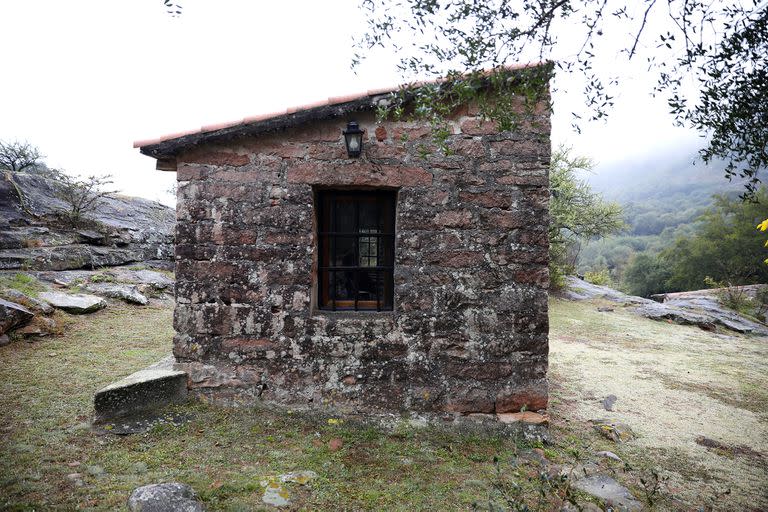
[{"left": 317, "top": 190, "right": 395, "bottom": 311}]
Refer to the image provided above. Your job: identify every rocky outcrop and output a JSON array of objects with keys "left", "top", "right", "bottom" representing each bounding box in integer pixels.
[
  {"left": 563, "top": 277, "right": 768, "bottom": 335},
  {"left": 0, "top": 172, "right": 174, "bottom": 271}
]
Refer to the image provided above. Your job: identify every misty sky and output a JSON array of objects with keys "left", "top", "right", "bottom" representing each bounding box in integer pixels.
[{"left": 0, "top": 0, "right": 705, "bottom": 205}]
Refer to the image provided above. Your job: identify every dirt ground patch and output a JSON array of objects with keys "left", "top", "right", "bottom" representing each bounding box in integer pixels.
[{"left": 549, "top": 297, "right": 768, "bottom": 510}]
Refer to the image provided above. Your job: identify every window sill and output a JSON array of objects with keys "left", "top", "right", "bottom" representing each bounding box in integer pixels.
[{"left": 310, "top": 308, "right": 396, "bottom": 320}]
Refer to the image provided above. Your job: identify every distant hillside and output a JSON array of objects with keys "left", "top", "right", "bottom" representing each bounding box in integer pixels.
[{"left": 577, "top": 148, "right": 743, "bottom": 279}]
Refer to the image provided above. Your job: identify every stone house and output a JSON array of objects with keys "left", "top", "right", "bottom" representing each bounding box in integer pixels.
[{"left": 135, "top": 64, "right": 551, "bottom": 415}]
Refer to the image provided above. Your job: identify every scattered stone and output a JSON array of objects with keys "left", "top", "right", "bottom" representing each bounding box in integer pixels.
[
  {"left": 328, "top": 438, "right": 343, "bottom": 451},
  {"left": 602, "top": 394, "right": 617, "bottom": 411},
  {"left": 0, "top": 298, "right": 34, "bottom": 336},
  {"left": 280, "top": 470, "right": 318, "bottom": 484},
  {"left": 38, "top": 291, "right": 106, "bottom": 314},
  {"left": 85, "top": 283, "right": 148, "bottom": 305},
  {"left": 497, "top": 411, "right": 549, "bottom": 425},
  {"left": 260, "top": 471, "right": 317, "bottom": 508},
  {"left": 597, "top": 307, "right": 615, "bottom": 312},
  {"left": 261, "top": 481, "right": 291, "bottom": 507},
  {"left": 596, "top": 450, "right": 623, "bottom": 462},
  {"left": 128, "top": 482, "right": 205, "bottom": 512},
  {"left": 0, "top": 334, "right": 9, "bottom": 346},
  {"left": 0, "top": 289, "right": 54, "bottom": 315},
  {"left": 592, "top": 420, "right": 635, "bottom": 443},
  {"left": 572, "top": 474, "right": 643, "bottom": 512},
  {"left": 67, "top": 461, "right": 81, "bottom": 467}
]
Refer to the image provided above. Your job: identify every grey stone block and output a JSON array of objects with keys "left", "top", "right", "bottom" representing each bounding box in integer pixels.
[{"left": 94, "top": 361, "right": 188, "bottom": 423}]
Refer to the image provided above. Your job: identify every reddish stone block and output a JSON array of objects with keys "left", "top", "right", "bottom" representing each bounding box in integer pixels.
[
  {"left": 391, "top": 123, "right": 432, "bottom": 141},
  {"left": 366, "top": 142, "right": 407, "bottom": 159},
  {"left": 513, "top": 267, "right": 550, "bottom": 287},
  {"left": 495, "top": 383, "right": 549, "bottom": 413},
  {"left": 307, "top": 144, "right": 347, "bottom": 160},
  {"left": 459, "top": 117, "right": 501, "bottom": 135},
  {"left": 176, "top": 164, "right": 207, "bottom": 181},
  {"left": 489, "top": 139, "right": 542, "bottom": 158},
  {"left": 182, "top": 149, "right": 250, "bottom": 167},
  {"left": 445, "top": 387, "right": 495, "bottom": 414},
  {"left": 374, "top": 125, "right": 387, "bottom": 142},
  {"left": 433, "top": 209, "right": 473, "bottom": 228},
  {"left": 451, "top": 138, "right": 486, "bottom": 158},
  {"left": 497, "top": 174, "right": 548, "bottom": 186},
  {"left": 459, "top": 191, "right": 513, "bottom": 209}
]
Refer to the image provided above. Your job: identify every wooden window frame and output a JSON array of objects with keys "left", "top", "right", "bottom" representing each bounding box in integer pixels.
[{"left": 317, "top": 190, "right": 396, "bottom": 312}]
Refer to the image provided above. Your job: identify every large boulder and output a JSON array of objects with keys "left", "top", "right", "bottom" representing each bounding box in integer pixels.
[
  {"left": 127, "top": 483, "right": 204, "bottom": 512},
  {"left": 39, "top": 291, "right": 106, "bottom": 314},
  {"left": 0, "top": 298, "right": 34, "bottom": 335}
]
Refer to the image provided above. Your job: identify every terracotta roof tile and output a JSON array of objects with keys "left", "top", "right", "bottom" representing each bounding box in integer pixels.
[{"left": 135, "top": 62, "right": 548, "bottom": 152}]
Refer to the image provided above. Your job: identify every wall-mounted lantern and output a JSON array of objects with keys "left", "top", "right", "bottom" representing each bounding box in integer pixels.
[{"left": 343, "top": 121, "right": 364, "bottom": 158}]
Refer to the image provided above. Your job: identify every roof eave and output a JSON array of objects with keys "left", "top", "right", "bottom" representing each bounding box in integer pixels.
[{"left": 138, "top": 94, "right": 386, "bottom": 159}]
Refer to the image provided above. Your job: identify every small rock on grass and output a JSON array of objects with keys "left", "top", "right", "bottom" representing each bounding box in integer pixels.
[
  {"left": 262, "top": 481, "right": 291, "bottom": 507},
  {"left": 602, "top": 394, "right": 618, "bottom": 411},
  {"left": 260, "top": 470, "right": 318, "bottom": 508},
  {"left": 591, "top": 420, "right": 634, "bottom": 443},
  {"left": 128, "top": 482, "right": 205, "bottom": 512},
  {"left": 38, "top": 291, "right": 106, "bottom": 314},
  {"left": 596, "top": 450, "right": 623, "bottom": 462},
  {"left": 572, "top": 474, "right": 643, "bottom": 512}
]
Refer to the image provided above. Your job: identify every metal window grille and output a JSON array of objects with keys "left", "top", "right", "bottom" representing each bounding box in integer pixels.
[{"left": 317, "top": 190, "right": 395, "bottom": 311}]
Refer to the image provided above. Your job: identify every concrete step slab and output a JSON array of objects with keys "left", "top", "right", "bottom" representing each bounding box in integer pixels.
[{"left": 93, "top": 356, "right": 188, "bottom": 425}]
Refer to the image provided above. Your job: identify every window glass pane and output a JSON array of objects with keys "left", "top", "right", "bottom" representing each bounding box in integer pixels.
[
  {"left": 334, "top": 198, "right": 355, "bottom": 233},
  {"left": 359, "top": 230, "right": 378, "bottom": 267},
  {"left": 334, "top": 269, "right": 356, "bottom": 301},
  {"left": 359, "top": 199, "right": 379, "bottom": 231},
  {"left": 333, "top": 235, "right": 357, "bottom": 267}
]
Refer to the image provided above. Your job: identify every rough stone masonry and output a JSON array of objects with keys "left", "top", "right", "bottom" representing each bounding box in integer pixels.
[{"left": 137, "top": 70, "right": 551, "bottom": 415}]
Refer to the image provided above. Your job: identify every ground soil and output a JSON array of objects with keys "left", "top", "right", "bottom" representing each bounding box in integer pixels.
[{"left": 1, "top": 295, "right": 766, "bottom": 510}]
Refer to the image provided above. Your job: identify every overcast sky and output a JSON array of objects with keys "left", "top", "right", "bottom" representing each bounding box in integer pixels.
[{"left": 0, "top": 0, "right": 703, "bottom": 205}]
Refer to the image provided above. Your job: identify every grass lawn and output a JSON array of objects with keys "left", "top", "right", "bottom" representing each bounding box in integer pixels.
[{"left": 1, "top": 297, "right": 765, "bottom": 510}]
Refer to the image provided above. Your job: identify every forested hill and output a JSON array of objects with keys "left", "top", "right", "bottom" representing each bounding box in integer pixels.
[
  {"left": 587, "top": 148, "right": 741, "bottom": 236},
  {"left": 576, "top": 147, "right": 746, "bottom": 283}
]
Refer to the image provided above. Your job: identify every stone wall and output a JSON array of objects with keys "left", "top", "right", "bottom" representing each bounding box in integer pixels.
[{"left": 173, "top": 101, "right": 551, "bottom": 414}]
